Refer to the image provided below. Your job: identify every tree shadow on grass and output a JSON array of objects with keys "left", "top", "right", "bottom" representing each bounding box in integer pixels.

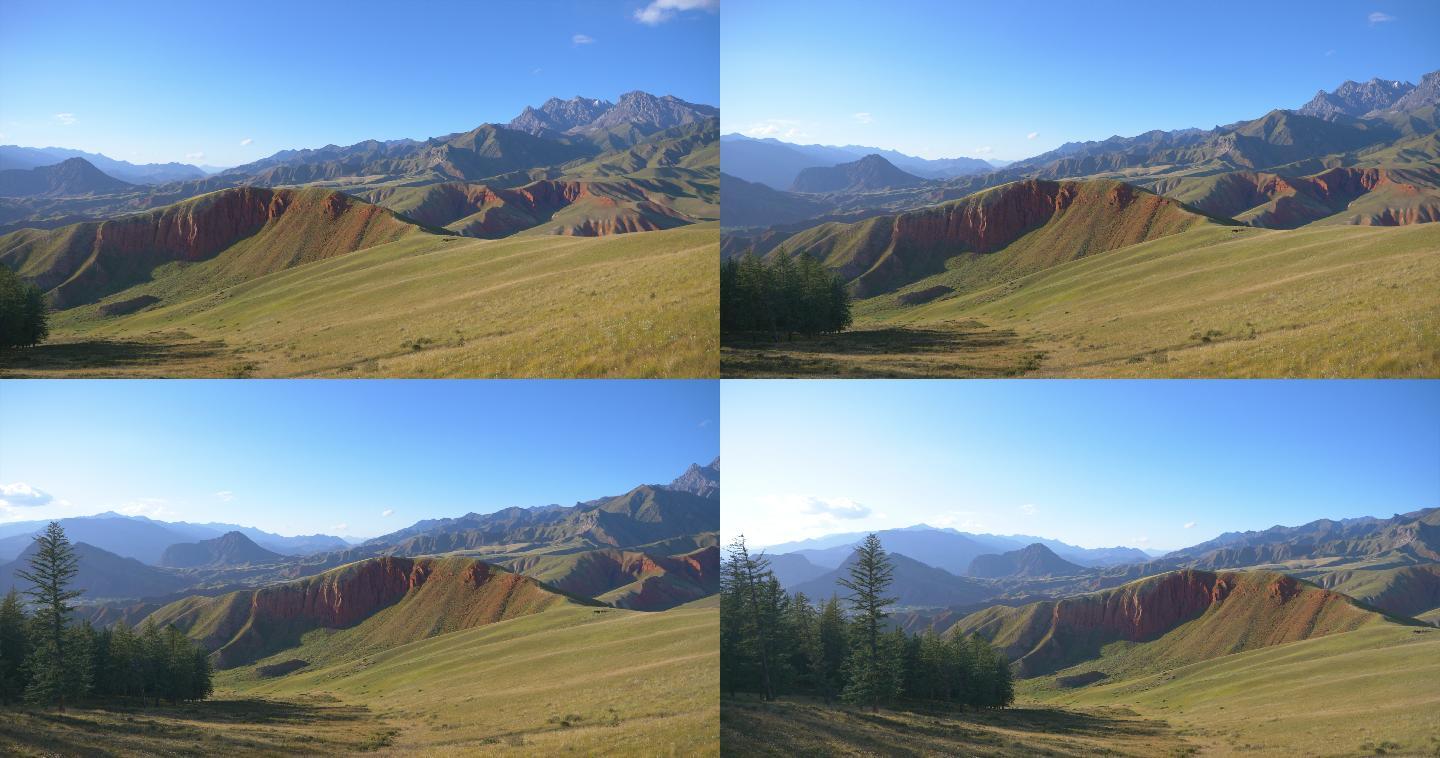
[
  {"left": 0, "top": 337, "right": 228, "bottom": 376},
  {"left": 0, "top": 697, "right": 381, "bottom": 757},
  {"left": 722, "top": 696, "right": 1180, "bottom": 758},
  {"left": 721, "top": 322, "right": 1034, "bottom": 378}
]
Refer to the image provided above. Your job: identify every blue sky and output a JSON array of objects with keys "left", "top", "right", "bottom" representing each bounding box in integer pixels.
[
  {"left": 0, "top": 0, "right": 718, "bottom": 167},
  {"left": 0, "top": 380, "right": 718, "bottom": 539},
  {"left": 722, "top": 381, "right": 1440, "bottom": 551},
  {"left": 722, "top": 0, "right": 1440, "bottom": 160}
]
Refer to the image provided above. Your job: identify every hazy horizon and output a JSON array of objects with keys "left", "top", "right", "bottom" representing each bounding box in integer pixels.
[
  {"left": 722, "top": 380, "right": 1439, "bottom": 551},
  {"left": 0, "top": 0, "right": 718, "bottom": 167},
  {"left": 721, "top": 0, "right": 1439, "bottom": 161},
  {"left": 0, "top": 380, "right": 719, "bottom": 539}
]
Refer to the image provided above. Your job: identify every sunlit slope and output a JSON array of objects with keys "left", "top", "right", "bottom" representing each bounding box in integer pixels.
[
  {"left": 144, "top": 556, "right": 584, "bottom": 669},
  {"left": 872, "top": 222, "right": 1440, "bottom": 377},
  {"left": 14, "top": 223, "right": 718, "bottom": 378},
  {"left": 0, "top": 187, "right": 425, "bottom": 308},
  {"left": 230, "top": 602, "right": 718, "bottom": 756},
  {"left": 951, "top": 570, "right": 1383, "bottom": 678},
  {"left": 776, "top": 179, "right": 1217, "bottom": 297},
  {"left": 1030, "top": 623, "right": 1440, "bottom": 757}
]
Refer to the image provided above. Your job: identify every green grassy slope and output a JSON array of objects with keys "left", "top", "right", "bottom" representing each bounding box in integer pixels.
[
  {"left": 0, "top": 187, "right": 424, "bottom": 308},
  {"left": 774, "top": 179, "right": 1217, "bottom": 297},
  {"left": 233, "top": 602, "right": 718, "bottom": 755},
  {"left": 0, "top": 603, "right": 718, "bottom": 756},
  {"left": 144, "top": 556, "right": 583, "bottom": 669},
  {"left": 950, "top": 570, "right": 1384, "bottom": 678},
  {"left": 725, "top": 222, "right": 1439, "bottom": 378},
  {"left": 1030, "top": 623, "right": 1440, "bottom": 757},
  {"left": 4, "top": 223, "right": 719, "bottom": 378}
]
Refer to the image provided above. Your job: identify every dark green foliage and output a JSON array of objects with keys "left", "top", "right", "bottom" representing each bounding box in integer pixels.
[
  {"left": 722, "top": 532, "right": 1014, "bottom": 711},
  {"left": 720, "top": 251, "right": 851, "bottom": 338},
  {"left": 2, "top": 523, "right": 211, "bottom": 710},
  {"left": 0, "top": 266, "right": 49, "bottom": 349},
  {"left": 0, "top": 589, "right": 30, "bottom": 703}
]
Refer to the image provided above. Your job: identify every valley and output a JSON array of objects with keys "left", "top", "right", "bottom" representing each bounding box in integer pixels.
[
  {"left": 0, "top": 458, "right": 722, "bottom": 754},
  {"left": 0, "top": 92, "right": 720, "bottom": 378},
  {"left": 723, "top": 506, "right": 1440, "bottom": 756},
  {"left": 720, "top": 71, "right": 1440, "bottom": 378}
]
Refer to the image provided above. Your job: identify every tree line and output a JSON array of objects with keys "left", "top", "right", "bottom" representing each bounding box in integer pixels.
[
  {"left": 0, "top": 522, "right": 212, "bottom": 709},
  {"left": 0, "top": 267, "right": 48, "bottom": 350},
  {"left": 721, "top": 251, "right": 852, "bottom": 338},
  {"left": 721, "top": 533, "right": 1014, "bottom": 711}
]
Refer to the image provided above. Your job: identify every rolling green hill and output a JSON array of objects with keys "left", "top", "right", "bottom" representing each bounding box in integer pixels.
[
  {"left": 1, "top": 601, "right": 718, "bottom": 757},
  {"left": 725, "top": 222, "right": 1440, "bottom": 377},
  {"left": 0, "top": 186, "right": 424, "bottom": 308},
  {"left": 143, "top": 556, "right": 585, "bottom": 669},
  {"left": 3, "top": 222, "right": 718, "bottom": 378},
  {"left": 771, "top": 179, "right": 1217, "bottom": 298},
  {"left": 951, "top": 569, "right": 1386, "bottom": 679}
]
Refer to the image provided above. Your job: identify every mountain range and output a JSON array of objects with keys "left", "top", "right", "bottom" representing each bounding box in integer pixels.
[
  {"left": 720, "top": 133, "right": 997, "bottom": 191},
  {"left": 763, "top": 506, "right": 1440, "bottom": 624},
  {"left": 1, "top": 459, "right": 720, "bottom": 617},
  {"left": 721, "top": 70, "right": 1440, "bottom": 379},
  {"left": 0, "top": 145, "right": 213, "bottom": 184}
]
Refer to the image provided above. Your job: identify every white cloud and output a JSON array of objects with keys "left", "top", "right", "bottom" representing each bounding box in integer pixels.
[
  {"left": 185, "top": 151, "right": 205, "bottom": 161},
  {"left": 1368, "top": 11, "right": 1395, "bottom": 23},
  {"left": 53, "top": 113, "right": 76, "bottom": 126},
  {"left": 931, "top": 510, "right": 986, "bottom": 531},
  {"left": 239, "top": 138, "right": 253, "bottom": 146},
  {"left": 332, "top": 522, "right": 349, "bottom": 532},
  {"left": 1184, "top": 521, "right": 1196, "bottom": 529},
  {"left": 117, "top": 498, "right": 171, "bottom": 519},
  {"left": 532, "top": 68, "right": 543, "bottom": 75},
  {"left": 0, "top": 483, "right": 52, "bottom": 508},
  {"left": 634, "top": 0, "right": 718, "bottom": 25},
  {"left": 381, "top": 509, "right": 394, "bottom": 517},
  {"left": 1018, "top": 503, "right": 1037, "bottom": 517},
  {"left": 799, "top": 497, "right": 870, "bottom": 519},
  {"left": 743, "top": 119, "right": 809, "bottom": 140},
  {"left": 214, "top": 490, "right": 235, "bottom": 502},
  {"left": 852, "top": 112, "right": 874, "bottom": 124},
  {"left": 572, "top": 33, "right": 595, "bottom": 45},
  {"left": 1027, "top": 131, "right": 1039, "bottom": 140},
  {"left": 1132, "top": 535, "right": 1151, "bottom": 544},
  {"left": 1325, "top": 49, "right": 1337, "bottom": 56},
  {"left": 0, "top": 132, "right": 6, "bottom": 139},
  {"left": 975, "top": 146, "right": 994, "bottom": 155}
]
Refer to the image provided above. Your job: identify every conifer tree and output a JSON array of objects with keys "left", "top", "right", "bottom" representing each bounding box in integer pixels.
[
  {"left": 0, "top": 588, "right": 29, "bottom": 704},
  {"left": 17, "top": 522, "right": 82, "bottom": 709},
  {"left": 838, "top": 534, "right": 896, "bottom": 711}
]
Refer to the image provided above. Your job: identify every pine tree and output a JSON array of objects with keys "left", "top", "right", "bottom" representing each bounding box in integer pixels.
[
  {"left": 17, "top": 522, "right": 83, "bottom": 709},
  {"left": 0, "top": 589, "right": 29, "bottom": 704},
  {"left": 813, "top": 596, "right": 847, "bottom": 704},
  {"left": 724, "top": 536, "right": 777, "bottom": 700},
  {"left": 838, "top": 534, "right": 896, "bottom": 711}
]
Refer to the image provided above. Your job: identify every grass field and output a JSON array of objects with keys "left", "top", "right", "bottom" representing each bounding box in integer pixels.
[
  {"left": 1, "top": 224, "right": 718, "bottom": 378},
  {"left": 722, "top": 223, "right": 1440, "bottom": 377},
  {"left": 720, "top": 624, "right": 1440, "bottom": 757},
  {"left": 1030, "top": 623, "right": 1440, "bottom": 757},
  {"left": 0, "top": 600, "right": 718, "bottom": 756}
]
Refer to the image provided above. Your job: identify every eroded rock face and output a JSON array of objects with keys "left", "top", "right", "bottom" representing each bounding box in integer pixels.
[{"left": 247, "top": 556, "right": 432, "bottom": 629}]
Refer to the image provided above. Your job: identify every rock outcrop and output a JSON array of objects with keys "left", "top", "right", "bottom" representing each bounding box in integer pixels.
[
  {"left": 0, "top": 186, "right": 421, "bottom": 309},
  {"left": 779, "top": 179, "right": 1211, "bottom": 297},
  {"left": 951, "top": 569, "right": 1379, "bottom": 677},
  {"left": 145, "top": 556, "right": 574, "bottom": 668}
]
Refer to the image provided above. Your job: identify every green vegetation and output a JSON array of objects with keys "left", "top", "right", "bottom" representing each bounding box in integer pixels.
[
  {"left": 720, "top": 252, "right": 851, "bottom": 339},
  {"left": 722, "top": 535, "right": 1013, "bottom": 713},
  {"left": 0, "top": 523, "right": 212, "bottom": 712},
  {"left": 0, "top": 266, "right": 47, "bottom": 349},
  {"left": 1031, "top": 623, "right": 1440, "bottom": 756},
  {"left": 723, "top": 223, "right": 1440, "bottom": 377},
  {"left": 2, "top": 223, "right": 719, "bottom": 378}
]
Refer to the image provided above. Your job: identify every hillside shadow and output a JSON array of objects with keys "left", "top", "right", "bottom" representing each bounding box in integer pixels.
[
  {"left": 0, "top": 337, "right": 227, "bottom": 375},
  {"left": 0, "top": 697, "right": 378, "bottom": 757},
  {"left": 722, "top": 322, "right": 1033, "bottom": 378},
  {"left": 724, "top": 323, "right": 1016, "bottom": 356}
]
